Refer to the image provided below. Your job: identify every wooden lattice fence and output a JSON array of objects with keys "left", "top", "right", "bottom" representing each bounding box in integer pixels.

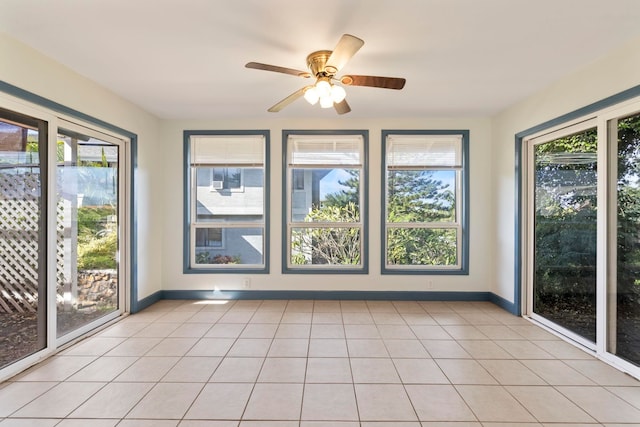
[{"left": 0, "top": 172, "right": 66, "bottom": 313}]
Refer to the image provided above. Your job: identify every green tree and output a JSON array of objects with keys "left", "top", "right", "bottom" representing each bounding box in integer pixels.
[
  {"left": 293, "top": 167, "right": 456, "bottom": 266},
  {"left": 291, "top": 202, "right": 360, "bottom": 265},
  {"left": 532, "top": 128, "right": 599, "bottom": 339},
  {"left": 323, "top": 170, "right": 360, "bottom": 207},
  {"left": 615, "top": 115, "right": 640, "bottom": 299},
  {"left": 386, "top": 170, "right": 456, "bottom": 265}
]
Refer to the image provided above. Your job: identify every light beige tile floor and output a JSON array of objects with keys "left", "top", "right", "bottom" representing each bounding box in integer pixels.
[{"left": 1, "top": 299, "right": 639, "bottom": 426}]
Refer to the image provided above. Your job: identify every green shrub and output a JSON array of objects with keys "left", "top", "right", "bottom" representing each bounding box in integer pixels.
[
  {"left": 77, "top": 228, "right": 117, "bottom": 270},
  {"left": 212, "top": 254, "right": 240, "bottom": 264},
  {"left": 196, "top": 251, "right": 211, "bottom": 264},
  {"left": 76, "top": 206, "right": 117, "bottom": 270}
]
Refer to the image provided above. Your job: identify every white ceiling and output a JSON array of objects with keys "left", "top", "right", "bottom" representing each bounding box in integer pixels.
[{"left": 2, "top": 0, "right": 640, "bottom": 120}]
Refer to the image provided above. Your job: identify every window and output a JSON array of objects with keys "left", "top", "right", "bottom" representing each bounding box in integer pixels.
[
  {"left": 292, "top": 169, "right": 305, "bottom": 190},
  {"left": 284, "top": 130, "right": 367, "bottom": 272},
  {"left": 211, "top": 167, "right": 242, "bottom": 190},
  {"left": 185, "top": 131, "right": 268, "bottom": 272},
  {"left": 195, "top": 228, "right": 223, "bottom": 248},
  {"left": 382, "top": 130, "right": 468, "bottom": 273}
]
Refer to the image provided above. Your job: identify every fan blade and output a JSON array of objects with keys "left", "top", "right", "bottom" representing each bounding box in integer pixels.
[
  {"left": 325, "top": 34, "right": 364, "bottom": 73},
  {"left": 334, "top": 99, "right": 351, "bottom": 115},
  {"left": 341, "top": 75, "right": 406, "bottom": 90},
  {"left": 267, "top": 86, "right": 309, "bottom": 112},
  {"left": 246, "top": 62, "right": 311, "bottom": 78}
]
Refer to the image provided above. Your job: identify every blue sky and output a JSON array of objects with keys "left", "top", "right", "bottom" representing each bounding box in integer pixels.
[{"left": 319, "top": 169, "right": 456, "bottom": 200}]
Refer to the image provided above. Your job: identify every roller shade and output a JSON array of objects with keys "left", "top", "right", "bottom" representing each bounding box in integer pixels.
[
  {"left": 387, "top": 134, "right": 462, "bottom": 168},
  {"left": 288, "top": 134, "right": 363, "bottom": 166},
  {"left": 191, "top": 135, "right": 264, "bottom": 166}
]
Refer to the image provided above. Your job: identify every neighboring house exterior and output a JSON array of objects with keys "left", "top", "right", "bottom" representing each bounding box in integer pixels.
[
  {"left": 291, "top": 169, "right": 330, "bottom": 222},
  {"left": 195, "top": 166, "right": 265, "bottom": 265},
  {"left": 194, "top": 167, "right": 329, "bottom": 264}
]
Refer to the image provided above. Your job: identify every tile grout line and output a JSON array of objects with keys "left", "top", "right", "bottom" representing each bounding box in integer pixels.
[{"left": 3, "top": 299, "right": 639, "bottom": 425}]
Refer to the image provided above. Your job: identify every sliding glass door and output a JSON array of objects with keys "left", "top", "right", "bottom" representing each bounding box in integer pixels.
[
  {"left": 0, "top": 101, "right": 128, "bottom": 378},
  {"left": 56, "top": 123, "right": 124, "bottom": 340},
  {"left": 526, "top": 103, "right": 640, "bottom": 378},
  {"left": 0, "top": 108, "right": 47, "bottom": 369},
  {"left": 528, "top": 122, "right": 598, "bottom": 346},
  {"left": 607, "top": 111, "right": 640, "bottom": 367}
]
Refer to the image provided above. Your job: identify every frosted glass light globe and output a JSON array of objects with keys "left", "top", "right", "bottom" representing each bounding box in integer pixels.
[
  {"left": 331, "top": 85, "right": 346, "bottom": 103},
  {"left": 319, "top": 95, "right": 334, "bottom": 108},
  {"left": 304, "top": 87, "right": 319, "bottom": 105},
  {"left": 315, "top": 79, "right": 331, "bottom": 98}
]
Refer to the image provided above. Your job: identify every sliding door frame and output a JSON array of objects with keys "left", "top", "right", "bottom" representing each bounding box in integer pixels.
[
  {"left": 520, "top": 93, "right": 640, "bottom": 380},
  {"left": 54, "top": 119, "right": 129, "bottom": 345},
  {"left": 0, "top": 90, "right": 133, "bottom": 382},
  {"left": 523, "top": 117, "right": 599, "bottom": 351},
  {"left": 598, "top": 98, "right": 640, "bottom": 377}
]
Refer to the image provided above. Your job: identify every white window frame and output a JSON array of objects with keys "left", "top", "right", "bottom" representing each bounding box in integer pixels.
[
  {"left": 284, "top": 131, "right": 367, "bottom": 272},
  {"left": 383, "top": 131, "right": 468, "bottom": 273}
]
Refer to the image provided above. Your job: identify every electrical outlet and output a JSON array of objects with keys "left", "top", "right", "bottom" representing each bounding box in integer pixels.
[
  {"left": 242, "top": 278, "right": 251, "bottom": 289},
  {"left": 426, "top": 280, "right": 434, "bottom": 290}
]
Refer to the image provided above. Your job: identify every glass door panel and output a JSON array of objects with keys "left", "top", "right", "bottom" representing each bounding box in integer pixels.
[
  {"left": 532, "top": 127, "right": 598, "bottom": 343},
  {"left": 0, "top": 110, "right": 47, "bottom": 369},
  {"left": 608, "top": 112, "right": 640, "bottom": 365},
  {"left": 56, "top": 127, "right": 120, "bottom": 338}
]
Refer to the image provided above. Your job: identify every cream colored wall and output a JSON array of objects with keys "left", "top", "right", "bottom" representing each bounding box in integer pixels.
[
  {"left": 0, "top": 34, "right": 164, "bottom": 301},
  {"left": 13, "top": 27, "right": 638, "bottom": 301},
  {"left": 160, "top": 117, "right": 495, "bottom": 293},
  {"left": 491, "top": 35, "right": 640, "bottom": 305}
]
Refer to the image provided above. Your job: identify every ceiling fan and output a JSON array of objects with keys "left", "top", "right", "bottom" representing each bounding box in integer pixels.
[{"left": 245, "top": 34, "right": 406, "bottom": 115}]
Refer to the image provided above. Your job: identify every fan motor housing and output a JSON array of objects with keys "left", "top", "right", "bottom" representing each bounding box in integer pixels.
[{"left": 307, "top": 50, "right": 334, "bottom": 76}]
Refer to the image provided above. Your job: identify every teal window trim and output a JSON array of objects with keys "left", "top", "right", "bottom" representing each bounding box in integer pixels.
[
  {"left": 381, "top": 129, "right": 470, "bottom": 275},
  {"left": 282, "top": 129, "right": 369, "bottom": 274},
  {"left": 183, "top": 129, "right": 270, "bottom": 274}
]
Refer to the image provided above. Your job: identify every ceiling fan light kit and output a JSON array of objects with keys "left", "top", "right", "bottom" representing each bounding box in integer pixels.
[
  {"left": 246, "top": 34, "right": 406, "bottom": 114},
  {"left": 303, "top": 78, "right": 347, "bottom": 108}
]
